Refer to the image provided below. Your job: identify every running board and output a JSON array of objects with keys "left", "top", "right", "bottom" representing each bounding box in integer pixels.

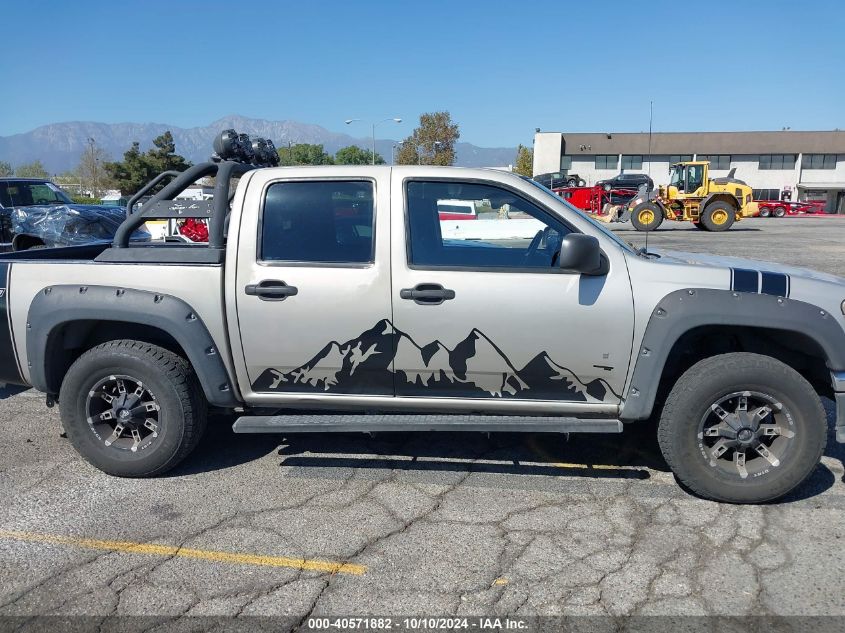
[{"left": 232, "top": 414, "right": 623, "bottom": 434}]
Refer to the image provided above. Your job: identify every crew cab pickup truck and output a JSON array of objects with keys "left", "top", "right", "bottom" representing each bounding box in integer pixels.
[{"left": 1, "top": 134, "right": 843, "bottom": 503}]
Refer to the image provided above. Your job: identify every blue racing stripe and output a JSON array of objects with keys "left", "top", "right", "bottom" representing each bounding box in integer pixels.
[
  {"left": 731, "top": 268, "right": 759, "bottom": 293},
  {"left": 761, "top": 271, "right": 789, "bottom": 297}
]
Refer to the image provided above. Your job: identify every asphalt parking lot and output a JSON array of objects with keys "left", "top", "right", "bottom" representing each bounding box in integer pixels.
[{"left": 1, "top": 217, "right": 844, "bottom": 628}]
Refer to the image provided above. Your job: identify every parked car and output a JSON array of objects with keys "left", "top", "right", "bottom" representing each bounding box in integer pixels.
[
  {"left": 533, "top": 172, "right": 587, "bottom": 189},
  {"left": 0, "top": 178, "right": 150, "bottom": 251},
  {"left": 596, "top": 173, "right": 654, "bottom": 193},
  {"left": 437, "top": 199, "right": 479, "bottom": 220},
  {"left": 3, "top": 133, "right": 843, "bottom": 504},
  {"left": 756, "top": 200, "right": 828, "bottom": 217}
]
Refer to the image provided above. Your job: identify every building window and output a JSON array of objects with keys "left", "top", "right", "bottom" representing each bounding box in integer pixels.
[
  {"left": 595, "top": 155, "right": 618, "bottom": 169},
  {"left": 759, "top": 154, "right": 796, "bottom": 170},
  {"left": 802, "top": 154, "right": 837, "bottom": 170},
  {"left": 801, "top": 190, "right": 827, "bottom": 202},
  {"left": 752, "top": 188, "right": 781, "bottom": 201},
  {"left": 698, "top": 155, "right": 731, "bottom": 170},
  {"left": 669, "top": 155, "right": 693, "bottom": 164},
  {"left": 621, "top": 155, "right": 643, "bottom": 170},
  {"left": 560, "top": 155, "right": 572, "bottom": 171}
]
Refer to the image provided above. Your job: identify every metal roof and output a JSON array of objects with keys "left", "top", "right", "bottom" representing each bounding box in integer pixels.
[{"left": 552, "top": 131, "right": 845, "bottom": 155}]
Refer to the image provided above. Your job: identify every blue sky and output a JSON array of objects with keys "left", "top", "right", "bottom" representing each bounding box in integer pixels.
[{"left": 1, "top": 0, "right": 842, "bottom": 146}]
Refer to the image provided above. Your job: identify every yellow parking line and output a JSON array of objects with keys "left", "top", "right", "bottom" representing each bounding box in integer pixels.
[
  {"left": 0, "top": 529, "right": 365, "bottom": 575},
  {"left": 527, "top": 436, "right": 632, "bottom": 471}
]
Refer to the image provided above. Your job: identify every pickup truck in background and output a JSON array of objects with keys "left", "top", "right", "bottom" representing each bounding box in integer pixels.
[
  {"left": 0, "top": 177, "right": 150, "bottom": 250},
  {"left": 1, "top": 130, "right": 843, "bottom": 503}
]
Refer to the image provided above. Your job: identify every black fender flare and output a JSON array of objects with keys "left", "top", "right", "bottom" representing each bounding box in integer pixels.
[
  {"left": 26, "top": 285, "right": 240, "bottom": 407},
  {"left": 619, "top": 288, "right": 845, "bottom": 420}
]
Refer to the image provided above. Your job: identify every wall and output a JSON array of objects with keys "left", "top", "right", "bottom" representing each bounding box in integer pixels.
[{"left": 532, "top": 133, "right": 562, "bottom": 176}]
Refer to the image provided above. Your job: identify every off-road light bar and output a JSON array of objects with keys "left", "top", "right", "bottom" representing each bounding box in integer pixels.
[{"left": 212, "top": 129, "right": 279, "bottom": 167}]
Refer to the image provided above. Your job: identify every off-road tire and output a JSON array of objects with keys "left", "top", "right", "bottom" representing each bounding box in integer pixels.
[
  {"left": 658, "top": 353, "right": 826, "bottom": 503},
  {"left": 701, "top": 202, "right": 736, "bottom": 232},
  {"left": 59, "top": 340, "right": 207, "bottom": 477},
  {"left": 693, "top": 222, "right": 709, "bottom": 231},
  {"left": 631, "top": 202, "right": 664, "bottom": 231}
]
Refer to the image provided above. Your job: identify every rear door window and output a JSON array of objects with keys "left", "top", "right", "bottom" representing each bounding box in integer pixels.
[{"left": 260, "top": 180, "right": 375, "bottom": 264}]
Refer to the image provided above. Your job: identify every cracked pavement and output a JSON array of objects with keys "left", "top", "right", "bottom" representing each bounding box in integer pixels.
[{"left": 1, "top": 217, "right": 844, "bottom": 623}]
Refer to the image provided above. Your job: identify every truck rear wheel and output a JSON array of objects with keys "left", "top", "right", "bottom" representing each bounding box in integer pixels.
[
  {"left": 657, "top": 353, "right": 826, "bottom": 503},
  {"left": 59, "top": 340, "right": 207, "bottom": 477},
  {"left": 701, "top": 202, "right": 736, "bottom": 232},
  {"left": 631, "top": 202, "right": 664, "bottom": 231},
  {"left": 773, "top": 206, "right": 787, "bottom": 218}
]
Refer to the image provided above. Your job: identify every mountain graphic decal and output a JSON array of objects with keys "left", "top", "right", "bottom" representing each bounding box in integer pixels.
[{"left": 252, "top": 320, "right": 618, "bottom": 402}]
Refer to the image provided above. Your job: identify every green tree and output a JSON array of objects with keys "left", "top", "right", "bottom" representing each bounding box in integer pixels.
[
  {"left": 15, "top": 160, "right": 49, "bottom": 178},
  {"left": 335, "top": 145, "right": 385, "bottom": 165},
  {"left": 147, "top": 131, "right": 191, "bottom": 173},
  {"left": 0, "top": 160, "right": 12, "bottom": 177},
  {"left": 277, "top": 143, "right": 334, "bottom": 166},
  {"left": 514, "top": 144, "right": 533, "bottom": 177},
  {"left": 396, "top": 111, "right": 460, "bottom": 166},
  {"left": 104, "top": 131, "right": 192, "bottom": 195}
]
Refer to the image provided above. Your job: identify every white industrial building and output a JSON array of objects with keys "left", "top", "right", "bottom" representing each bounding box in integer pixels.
[{"left": 533, "top": 130, "right": 845, "bottom": 213}]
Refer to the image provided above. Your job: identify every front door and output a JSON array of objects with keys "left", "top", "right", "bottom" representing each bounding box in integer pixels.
[
  {"left": 389, "top": 174, "right": 634, "bottom": 407},
  {"left": 233, "top": 169, "right": 394, "bottom": 401}
]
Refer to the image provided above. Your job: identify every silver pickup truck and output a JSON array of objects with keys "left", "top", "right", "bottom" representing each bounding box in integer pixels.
[{"left": 1, "top": 133, "right": 843, "bottom": 503}]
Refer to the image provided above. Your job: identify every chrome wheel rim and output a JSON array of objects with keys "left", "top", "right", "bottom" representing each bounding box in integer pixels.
[
  {"left": 697, "top": 391, "right": 796, "bottom": 480},
  {"left": 86, "top": 374, "right": 161, "bottom": 453}
]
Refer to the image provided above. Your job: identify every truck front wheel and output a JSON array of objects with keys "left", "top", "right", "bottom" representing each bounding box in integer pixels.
[
  {"left": 59, "top": 340, "right": 207, "bottom": 477},
  {"left": 657, "top": 352, "right": 826, "bottom": 503},
  {"left": 631, "top": 202, "right": 664, "bottom": 231}
]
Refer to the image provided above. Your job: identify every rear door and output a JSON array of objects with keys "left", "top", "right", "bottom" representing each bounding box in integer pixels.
[{"left": 229, "top": 167, "right": 394, "bottom": 404}]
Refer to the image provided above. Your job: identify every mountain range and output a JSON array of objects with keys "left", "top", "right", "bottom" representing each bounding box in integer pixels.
[
  {"left": 0, "top": 115, "right": 519, "bottom": 174},
  {"left": 253, "top": 319, "right": 616, "bottom": 402}
]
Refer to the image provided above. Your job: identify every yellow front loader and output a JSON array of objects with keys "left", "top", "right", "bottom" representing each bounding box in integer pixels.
[{"left": 629, "top": 161, "right": 758, "bottom": 232}]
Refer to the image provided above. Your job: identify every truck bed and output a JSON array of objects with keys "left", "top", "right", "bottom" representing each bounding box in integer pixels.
[{"left": 0, "top": 243, "right": 111, "bottom": 261}]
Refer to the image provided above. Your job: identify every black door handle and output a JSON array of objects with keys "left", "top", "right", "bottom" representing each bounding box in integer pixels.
[
  {"left": 400, "top": 283, "right": 456, "bottom": 305},
  {"left": 245, "top": 280, "right": 298, "bottom": 301}
]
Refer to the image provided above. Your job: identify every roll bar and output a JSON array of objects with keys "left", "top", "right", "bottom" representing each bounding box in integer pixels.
[{"left": 112, "top": 161, "right": 257, "bottom": 250}]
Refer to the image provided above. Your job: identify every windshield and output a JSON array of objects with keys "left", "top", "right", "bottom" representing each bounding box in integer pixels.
[
  {"left": 521, "top": 178, "right": 636, "bottom": 254},
  {"left": 0, "top": 181, "right": 73, "bottom": 207},
  {"left": 669, "top": 165, "right": 684, "bottom": 188}
]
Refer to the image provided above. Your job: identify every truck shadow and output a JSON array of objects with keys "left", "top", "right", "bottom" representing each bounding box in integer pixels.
[
  {"left": 173, "top": 410, "right": 842, "bottom": 503},
  {"left": 0, "top": 384, "right": 30, "bottom": 400}
]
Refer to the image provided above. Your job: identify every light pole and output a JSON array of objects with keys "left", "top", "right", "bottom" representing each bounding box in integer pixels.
[
  {"left": 345, "top": 117, "right": 402, "bottom": 165},
  {"left": 87, "top": 137, "right": 98, "bottom": 196}
]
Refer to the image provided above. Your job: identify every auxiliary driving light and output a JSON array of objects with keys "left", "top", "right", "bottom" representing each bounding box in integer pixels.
[
  {"left": 213, "top": 129, "right": 240, "bottom": 161},
  {"left": 250, "top": 138, "right": 270, "bottom": 165},
  {"left": 237, "top": 133, "right": 254, "bottom": 163},
  {"left": 212, "top": 129, "right": 280, "bottom": 166},
  {"left": 264, "top": 139, "right": 280, "bottom": 166}
]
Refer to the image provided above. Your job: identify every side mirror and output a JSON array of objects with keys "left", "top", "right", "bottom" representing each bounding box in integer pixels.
[{"left": 558, "top": 234, "right": 608, "bottom": 276}]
